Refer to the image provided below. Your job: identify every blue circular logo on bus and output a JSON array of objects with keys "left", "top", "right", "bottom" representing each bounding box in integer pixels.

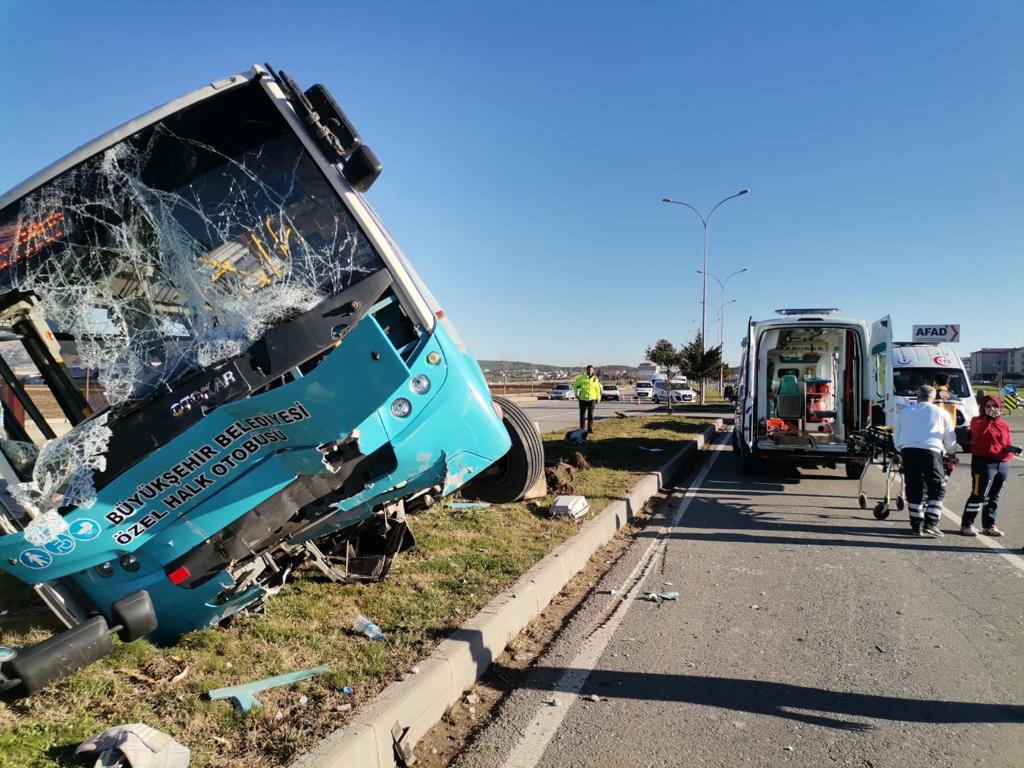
[
  {"left": 19, "top": 549, "right": 52, "bottom": 569},
  {"left": 68, "top": 519, "right": 100, "bottom": 541},
  {"left": 43, "top": 533, "right": 76, "bottom": 556}
]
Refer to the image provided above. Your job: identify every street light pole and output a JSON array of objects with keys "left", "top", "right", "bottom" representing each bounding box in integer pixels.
[
  {"left": 698, "top": 267, "right": 748, "bottom": 394},
  {"left": 662, "top": 190, "right": 750, "bottom": 403}
]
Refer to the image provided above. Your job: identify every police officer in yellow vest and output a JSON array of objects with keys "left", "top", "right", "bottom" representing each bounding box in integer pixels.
[{"left": 573, "top": 365, "right": 602, "bottom": 433}]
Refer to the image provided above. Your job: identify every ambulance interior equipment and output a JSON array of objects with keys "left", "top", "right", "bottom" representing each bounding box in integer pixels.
[{"left": 760, "top": 324, "right": 850, "bottom": 443}]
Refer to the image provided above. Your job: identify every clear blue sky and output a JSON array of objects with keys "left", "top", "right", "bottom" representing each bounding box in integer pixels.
[{"left": 2, "top": 1, "right": 1021, "bottom": 369}]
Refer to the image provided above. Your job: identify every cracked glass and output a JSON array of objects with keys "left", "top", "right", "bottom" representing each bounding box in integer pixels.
[{"left": 0, "top": 80, "right": 386, "bottom": 518}]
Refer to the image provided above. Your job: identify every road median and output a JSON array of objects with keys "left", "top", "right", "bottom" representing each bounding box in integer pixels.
[{"left": 292, "top": 420, "right": 721, "bottom": 768}]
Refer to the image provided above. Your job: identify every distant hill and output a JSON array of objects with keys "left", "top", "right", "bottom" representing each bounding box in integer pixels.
[{"left": 478, "top": 360, "right": 637, "bottom": 379}]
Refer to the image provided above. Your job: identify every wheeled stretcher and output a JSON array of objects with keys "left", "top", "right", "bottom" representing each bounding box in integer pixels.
[{"left": 848, "top": 427, "right": 905, "bottom": 519}]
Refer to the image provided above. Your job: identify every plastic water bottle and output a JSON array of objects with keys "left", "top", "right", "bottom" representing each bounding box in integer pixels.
[{"left": 352, "top": 614, "right": 384, "bottom": 641}]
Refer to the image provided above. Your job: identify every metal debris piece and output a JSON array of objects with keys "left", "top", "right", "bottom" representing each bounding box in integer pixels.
[
  {"left": 642, "top": 591, "right": 679, "bottom": 603},
  {"left": 392, "top": 721, "right": 416, "bottom": 767},
  {"left": 449, "top": 502, "right": 491, "bottom": 510},
  {"left": 207, "top": 664, "right": 330, "bottom": 713}
]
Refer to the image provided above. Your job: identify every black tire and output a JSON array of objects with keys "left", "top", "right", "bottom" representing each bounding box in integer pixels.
[
  {"left": 858, "top": 493, "right": 867, "bottom": 509},
  {"left": 462, "top": 396, "right": 545, "bottom": 504},
  {"left": 873, "top": 502, "right": 890, "bottom": 520},
  {"left": 845, "top": 461, "right": 865, "bottom": 479},
  {"left": 896, "top": 495, "right": 905, "bottom": 511},
  {"left": 738, "top": 438, "right": 759, "bottom": 475}
]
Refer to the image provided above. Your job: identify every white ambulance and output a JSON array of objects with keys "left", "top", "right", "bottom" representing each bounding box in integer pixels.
[
  {"left": 733, "top": 308, "right": 892, "bottom": 475},
  {"left": 878, "top": 342, "right": 977, "bottom": 450}
]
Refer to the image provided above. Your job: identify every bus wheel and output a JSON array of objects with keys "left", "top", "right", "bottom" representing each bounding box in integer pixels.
[{"left": 462, "top": 396, "right": 544, "bottom": 504}]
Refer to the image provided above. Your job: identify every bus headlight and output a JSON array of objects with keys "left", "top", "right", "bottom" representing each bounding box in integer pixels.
[
  {"left": 391, "top": 398, "right": 412, "bottom": 418},
  {"left": 410, "top": 375, "right": 431, "bottom": 395}
]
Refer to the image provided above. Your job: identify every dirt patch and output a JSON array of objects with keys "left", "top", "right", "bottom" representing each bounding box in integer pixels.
[
  {"left": 542, "top": 451, "right": 593, "bottom": 496},
  {"left": 568, "top": 451, "right": 591, "bottom": 471},
  {"left": 543, "top": 462, "right": 580, "bottom": 495},
  {"left": 412, "top": 489, "right": 674, "bottom": 767}
]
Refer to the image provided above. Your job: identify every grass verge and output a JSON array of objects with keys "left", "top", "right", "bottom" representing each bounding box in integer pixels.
[{"left": 0, "top": 414, "right": 707, "bottom": 768}]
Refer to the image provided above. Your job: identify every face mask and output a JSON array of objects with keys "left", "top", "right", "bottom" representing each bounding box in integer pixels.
[{"left": 985, "top": 407, "right": 999, "bottom": 417}]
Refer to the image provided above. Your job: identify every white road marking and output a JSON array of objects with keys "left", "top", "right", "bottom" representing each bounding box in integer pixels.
[
  {"left": 939, "top": 506, "right": 1024, "bottom": 574},
  {"left": 499, "top": 435, "right": 730, "bottom": 768}
]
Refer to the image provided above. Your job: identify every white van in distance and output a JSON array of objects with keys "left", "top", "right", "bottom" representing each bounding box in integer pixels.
[{"left": 652, "top": 377, "right": 696, "bottom": 403}]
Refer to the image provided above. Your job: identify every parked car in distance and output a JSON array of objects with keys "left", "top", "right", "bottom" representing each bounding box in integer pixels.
[
  {"left": 652, "top": 379, "right": 697, "bottom": 403},
  {"left": 601, "top": 384, "right": 621, "bottom": 401},
  {"left": 635, "top": 382, "right": 653, "bottom": 399},
  {"left": 675, "top": 386, "right": 698, "bottom": 403},
  {"left": 548, "top": 383, "right": 575, "bottom": 400}
]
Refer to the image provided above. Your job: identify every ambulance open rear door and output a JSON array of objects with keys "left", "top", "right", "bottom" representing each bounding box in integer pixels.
[
  {"left": 740, "top": 316, "right": 756, "bottom": 451},
  {"left": 868, "top": 315, "right": 893, "bottom": 425}
]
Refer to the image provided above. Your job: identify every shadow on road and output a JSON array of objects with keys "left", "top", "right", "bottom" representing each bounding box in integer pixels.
[
  {"left": 663, "top": 482, "right": 1010, "bottom": 556},
  {"left": 505, "top": 665, "right": 1024, "bottom": 731}
]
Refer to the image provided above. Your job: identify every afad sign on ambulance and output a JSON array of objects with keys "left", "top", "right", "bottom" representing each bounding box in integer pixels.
[{"left": 911, "top": 324, "right": 960, "bottom": 343}]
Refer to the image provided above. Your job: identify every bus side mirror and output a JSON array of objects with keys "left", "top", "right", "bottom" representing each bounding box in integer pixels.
[
  {"left": 343, "top": 145, "right": 383, "bottom": 192},
  {"left": 304, "top": 84, "right": 363, "bottom": 159}
]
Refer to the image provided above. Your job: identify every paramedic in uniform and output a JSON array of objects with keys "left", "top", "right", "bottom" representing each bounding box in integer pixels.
[
  {"left": 894, "top": 384, "right": 959, "bottom": 537},
  {"left": 573, "top": 365, "right": 602, "bottom": 433}
]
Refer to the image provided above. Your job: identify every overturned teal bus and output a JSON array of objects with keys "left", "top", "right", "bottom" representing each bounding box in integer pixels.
[{"left": 0, "top": 65, "right": 542, "bottom": 696}]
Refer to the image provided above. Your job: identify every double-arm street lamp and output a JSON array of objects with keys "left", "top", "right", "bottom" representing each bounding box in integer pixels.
[
  {"left": 662, "top": 189, "right": 750, "bottom": 403},
  {"left": 698, "top": 268, "right": 748, "bottom": 394}
]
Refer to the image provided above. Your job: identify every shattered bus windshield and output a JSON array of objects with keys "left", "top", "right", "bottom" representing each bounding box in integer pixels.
[{"left": 0, "top": 81, "right": 384, "bottom": 408}]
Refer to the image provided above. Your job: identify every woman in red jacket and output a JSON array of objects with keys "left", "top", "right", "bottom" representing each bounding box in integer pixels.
[{"left": 960, "top": 396, "right": 1021, "bottom": 536}]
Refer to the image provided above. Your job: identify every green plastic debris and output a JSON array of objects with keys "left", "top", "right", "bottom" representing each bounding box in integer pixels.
[{"left": 207, "top": 664, "right": 330, "bottom": 713}]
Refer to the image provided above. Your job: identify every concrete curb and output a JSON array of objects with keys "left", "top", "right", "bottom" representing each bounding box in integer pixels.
[{"left": 291, "top": 420, "right": 722, "bottom": 768}]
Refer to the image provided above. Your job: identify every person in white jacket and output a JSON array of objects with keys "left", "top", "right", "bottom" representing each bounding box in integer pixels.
[{"left": 894, "top": 384, "right": 959, "bottom": 537}]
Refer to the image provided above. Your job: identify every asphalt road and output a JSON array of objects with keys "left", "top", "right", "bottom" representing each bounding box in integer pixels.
[
  {"left": 454, "top": 432, "right": 1024, "bottom": 768},
  {"left": 519, "top": 399, "right": 731, "bottom": 434}
]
